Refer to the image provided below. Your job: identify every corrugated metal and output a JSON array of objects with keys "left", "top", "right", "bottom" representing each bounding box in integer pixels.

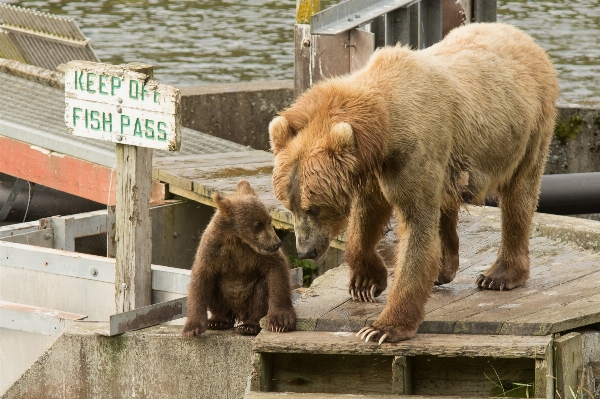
[
  {"left": 0, "top": 30, "right": 26, "bottom": 62},
  {"left": 0, "top": 3, "right": 99, "bottom": 70}
]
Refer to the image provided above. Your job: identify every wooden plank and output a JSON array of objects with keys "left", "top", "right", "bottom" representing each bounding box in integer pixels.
[
  {"left": 0, "top": 300, "right": 86, "bottom": 336},
  {"left": 455, "top": 266, "right": 600, "bottom": 335},
  {"left": 423, "top": 249, "right": 594, "bottom": 334},
  {"left": 392, "top": 356, "right": 413, "bottom": 395},
  {"left": 293, "top": 265, "right": 355, "bottom": 331},
  {"left": 0, "top": 134, "right": 117, "bottom": 205},
  {"left": 115, "top": 143, "right": 153, "bottom": 312},
  {"left": 152, "top": 150, "right": 270, "bottom": 173},
  {"left": 253, "top": 330, "right": 552, "bottom": 359},
  {"left": 270, "top": 353, "right": 393, "bottom": 395},
  {"left": 500, "top": 293, "right": 600, "bottom": 336},
  {"left": 554, "top": 332, "right": 583, "bottom": 399},
  {"left": 412, "top": 356, "right": 535, "bottom": 397}
]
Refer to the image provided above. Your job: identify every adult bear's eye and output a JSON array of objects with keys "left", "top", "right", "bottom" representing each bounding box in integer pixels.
[
  {"left": 254, "top": 221, "right": 263, "bottom": 230},
  {"left": 307, "top": 205, "right": 321, "bottom": 217}
]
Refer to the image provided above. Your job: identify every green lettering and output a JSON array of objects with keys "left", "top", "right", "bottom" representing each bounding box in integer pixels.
[
  {"left": 86, "top": 73, "right": 96, "bottom": 94},
  {"left": 153, "top": 91, "right": 160, "bottom": 103},
  {"left": 99, "top": 75, "right": 109, "bottom": 95},
  {"left": 141, "top": 84, "right": 149, "bottom": 100},
  {"left": 90, "top": 110, "right": 101, "bottom": 131},
  {"left": 133, "top": 118, "right": 143, "bottom": 137},
  {"left": 103, "top": 113, "right": 112, "bottom": 132},
  {"left": 75, "top": 71, "right": 84, "bottom": 90},
  {"left": 129, "top": 80, "right": 139, "bottom": 100},
  {"left": 157, "top": 121, "right": 167, "bottom": 141},
  {"left": 84, "top": 109, "right": 89, "bottom": 129},
  {"left": 73, "top": 107, "right": 82, "bottom": 126},
  {"left": 120, "top": 115, "right": 130, "bottom": 134},
  {"left": 145, "top": 119, "right": 155, "bottom": 139},
  {"left": 111, "top": 77, "right": 121, "bottom": 96}
]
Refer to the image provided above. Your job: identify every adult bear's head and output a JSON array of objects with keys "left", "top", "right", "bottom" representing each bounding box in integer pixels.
[{"left": 269, "top": 82, "right": 388, "bottom": 260}]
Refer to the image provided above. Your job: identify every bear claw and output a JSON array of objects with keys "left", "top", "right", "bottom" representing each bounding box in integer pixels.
[
  {"left": 356, "top": 326, "right": 390, "bottom": 345},
  {"left": 476, "top": 274, "right": 508, "bottom": 291},
  {"left": 349, "top": 285, "right": 377, "bottom": 302}
]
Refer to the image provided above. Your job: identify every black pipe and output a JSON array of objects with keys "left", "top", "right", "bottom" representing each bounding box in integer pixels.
[
  {"left": 486, "top": 172, "right": 600, "bottom": 215},
  {"left": 0, "top": 173, "right": 105, "bottom": 223}
]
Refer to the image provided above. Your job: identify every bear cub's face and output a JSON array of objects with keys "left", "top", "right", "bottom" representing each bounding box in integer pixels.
[{"left": 213, "top": 180, "right": 282, "bottom": 255}]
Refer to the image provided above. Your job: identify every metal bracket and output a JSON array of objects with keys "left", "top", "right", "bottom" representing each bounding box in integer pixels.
[
  {"left": 108, "top": 297, "right": 187, "bottom": 336},
  {"left": 311, "top": 0, "right": 419, "bottom": 35}
]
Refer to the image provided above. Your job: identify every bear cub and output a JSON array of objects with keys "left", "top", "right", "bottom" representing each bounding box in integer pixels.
[{"left": 182, "top": 180, "right": 296, "bottom": 337}]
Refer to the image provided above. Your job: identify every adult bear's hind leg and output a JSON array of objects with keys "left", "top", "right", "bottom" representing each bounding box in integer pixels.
[
  {"left": 476, "top": 133, "right": 550, "bottom": 291},
  {"left": 346, "top": 185, "right": 393, "bottom": 302},
  {"left": 436, "top": 204, "right": 460, "bottom": 285}
]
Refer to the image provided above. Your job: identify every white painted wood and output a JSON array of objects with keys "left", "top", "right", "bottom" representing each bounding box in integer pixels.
[
  {"left": 64, "top": 60, "right": 181, "bottom": 151},
  {"left": 0, "top": 301, "right": 86, "bottom": 336}
]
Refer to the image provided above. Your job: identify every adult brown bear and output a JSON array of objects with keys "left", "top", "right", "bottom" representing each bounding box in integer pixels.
[{"left": 269, "top": 23, "right": 559, "bottom": 343}]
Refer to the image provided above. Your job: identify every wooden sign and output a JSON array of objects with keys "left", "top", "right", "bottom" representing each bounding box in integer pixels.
[{"left": 64, "top": 60, "right": 181, "bottom": 151}]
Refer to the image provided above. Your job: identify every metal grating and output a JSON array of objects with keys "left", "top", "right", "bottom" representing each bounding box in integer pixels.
[{"left": 0, "top": 3, "right": 99, "bottom": 70}]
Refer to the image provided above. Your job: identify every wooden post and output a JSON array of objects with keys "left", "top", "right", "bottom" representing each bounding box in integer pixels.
[
  {"left": 554, "top": 332, "right": 583, "bottom": 399},
  {"left": 114, "top": 63, "right": 154, "bottom": 313},
  {"left": 294, "top": 0, "right": 319, "bottom": 98},
  {"left": 392, "top": 356, "right": 413, "bottom": 394}
]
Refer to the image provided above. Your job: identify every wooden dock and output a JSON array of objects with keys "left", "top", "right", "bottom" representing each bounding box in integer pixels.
[{"left": 152, "top": 150, "right": 600, "bottom": 399}]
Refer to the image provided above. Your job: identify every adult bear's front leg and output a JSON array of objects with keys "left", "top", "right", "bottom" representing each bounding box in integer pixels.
[
  {"left": 346, "top": 187, "right": 393, "bottom": 302},
  {"left": 358, "top": 204, "right": 441, "bottom": 344}
]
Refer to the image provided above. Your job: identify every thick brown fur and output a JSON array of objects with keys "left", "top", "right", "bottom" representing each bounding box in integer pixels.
[
  {"left": 269, "top": 23, "right": 559, "bottom": 343},
  {"left": 182, "top": 180, "right": 296, "bottom": 337}
]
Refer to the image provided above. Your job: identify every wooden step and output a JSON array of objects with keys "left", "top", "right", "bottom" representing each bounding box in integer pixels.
[
  {"left": 249, "top": 330, "right": 567, "bottom": 398},
  {"left": 245, "top": 393, "right": 488, "bottom": 399}
]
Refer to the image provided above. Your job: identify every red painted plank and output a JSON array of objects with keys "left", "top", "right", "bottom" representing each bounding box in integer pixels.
[{"left": 0, "top": 135, "right": 117, "bottom": 205}]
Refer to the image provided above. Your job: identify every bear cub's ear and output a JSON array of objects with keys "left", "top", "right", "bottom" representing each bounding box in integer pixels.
[
  {"left": 212, "top": 192, "right": 232, "bottom": 214},
  {"left": 329, "top": 122, "right": 355, "bottom": 152},
  {"left": 269, "top": 116, "right": 294, "bottom": 155},
  {"left": 236, "top": 180, "right": 257, "bottom": 197}
]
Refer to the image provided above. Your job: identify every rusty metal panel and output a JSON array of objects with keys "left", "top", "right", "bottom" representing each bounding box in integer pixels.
[
  {"left": 0, "top": 3, "right": 99, "bottom": 70},
  {"left": 311, "top": 31, "right": 350, "bottom": 84},
  {"left": 350, "top": 28, "right": 375, "bottom": 72},
  {"left": 108, "top": 297, "right": 187, "bottom": 336}
]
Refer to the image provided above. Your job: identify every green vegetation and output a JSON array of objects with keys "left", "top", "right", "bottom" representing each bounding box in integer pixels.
[
  {"left": 288, "top": 254, "right": 317, "bottom": 287},
  {"left": 554, "top": 115, "right": 584, "bottom": 144}
]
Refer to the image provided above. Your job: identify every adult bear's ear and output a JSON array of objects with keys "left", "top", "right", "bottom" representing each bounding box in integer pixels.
[
  {"left": 269, "top": 116, "right": 294, "bottom": 155},
  {"left": 212, "top": 192, "right": 232, "bottom": 214},
  {"left": 236, "top": 179, "right": 257, "bottom": 197},
  {"left": 329, "top": 122, "right": 355, "bottom": 152}
]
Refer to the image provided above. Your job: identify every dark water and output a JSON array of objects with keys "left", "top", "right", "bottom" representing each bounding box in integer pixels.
[{"left": 3, "top": 0, "right": 599, "bottom": 103}]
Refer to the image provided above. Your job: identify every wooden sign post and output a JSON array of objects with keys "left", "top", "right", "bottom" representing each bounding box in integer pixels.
[{"left": 64, "top": 61, "right": 181, "bottom": 313}]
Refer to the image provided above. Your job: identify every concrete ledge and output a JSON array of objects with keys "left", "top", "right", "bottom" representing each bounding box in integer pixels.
[
  {"left": 180, "top": 81, "right": 294, "bottom": 151},
  {"left": 2, "top": 321, "right": 255, "bottom": 399}
]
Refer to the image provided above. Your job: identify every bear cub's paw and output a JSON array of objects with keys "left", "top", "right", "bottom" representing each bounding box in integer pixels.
[
  {"left": 267, "top": 309, "right": 297, "bottom": 333},
  {"left": 182, "top": 324, "right": 206, "bottom": 338},
  {"left": 236, "top": 324, "right": 261, "bottom": 336},
  {"left": 356, "top": 323, "right": 418, "bottom": 345}
]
